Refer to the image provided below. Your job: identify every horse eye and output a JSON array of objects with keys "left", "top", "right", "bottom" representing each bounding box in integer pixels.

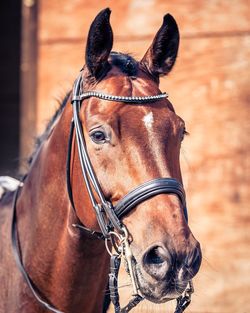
[
  {"left": 181, "top": 128, "right": 189, "bottom": 141},
  {"left": 90, "top": 130, "right": 107, "bottom": 144}
]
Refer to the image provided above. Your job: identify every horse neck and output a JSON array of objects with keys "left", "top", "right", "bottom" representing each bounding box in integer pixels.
[{"left": 17, "top": 103, "right": 109, "bottom": 312}]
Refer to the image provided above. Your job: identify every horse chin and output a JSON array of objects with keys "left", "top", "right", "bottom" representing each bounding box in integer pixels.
[{"left": 135, "top": 265, "right": 187, "bottom": 304}]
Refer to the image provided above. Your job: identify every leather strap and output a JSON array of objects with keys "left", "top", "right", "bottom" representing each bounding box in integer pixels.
[
  {"left": 114, "top": 178, "right": 188, "bottom": 221},
  {"left": 66, "top": 119, "right": 105, "bottom": 240},
  {"left": 108, "top": 255, "right": 144, "bottom": 313},
  {"left": 11, "top": 183, "right": 64, "bottom": 313}
]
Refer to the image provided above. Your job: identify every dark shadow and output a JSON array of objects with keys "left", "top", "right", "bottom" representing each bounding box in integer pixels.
[{"left": 0, "top": 0, "right": 21, "bottom": 176}]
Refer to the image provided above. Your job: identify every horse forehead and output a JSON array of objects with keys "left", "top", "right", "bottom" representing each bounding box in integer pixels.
[
  {"left": 85, "top": 71, "right": 176, "bottom": 125},
  {"left": 123, "top": 104, "right": 173, "bottom": 125},
  {"left": 87, "top": 99, "right": 174, "bottom": 129},
  {"left": 95, "top": 66, "right": 159, "bottom": 94}
]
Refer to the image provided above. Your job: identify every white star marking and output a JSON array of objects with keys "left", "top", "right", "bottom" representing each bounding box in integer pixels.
[{"left": 142, "top": 111, "right": 154, "bottom": 131}]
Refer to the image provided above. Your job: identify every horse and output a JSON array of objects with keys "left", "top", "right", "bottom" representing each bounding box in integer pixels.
[{"left": 0, "top": 8, "right": 202, "bottom": 313}]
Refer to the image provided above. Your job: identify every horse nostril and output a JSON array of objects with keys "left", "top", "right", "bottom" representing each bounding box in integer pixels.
[
  {"left": 183, "top": 245, "right": 202, "bottom": 280},
  {"left": 144, "top": 246, "right": 166, "bottom": 265},
  {"left": 142, "top": 245, "right": 171, "bottom": 280},
  {"left": 192, "top": 249, "right": 202, "bottom": 272}
]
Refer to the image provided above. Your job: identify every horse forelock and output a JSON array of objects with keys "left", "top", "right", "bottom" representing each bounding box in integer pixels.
[{"left": 109, "top": 52, "right": 138, "bottom": 77}]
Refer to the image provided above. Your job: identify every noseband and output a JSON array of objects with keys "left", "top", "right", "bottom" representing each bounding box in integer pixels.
[{"left": 11, "top": 72, "right": 193, "bottom": 313}]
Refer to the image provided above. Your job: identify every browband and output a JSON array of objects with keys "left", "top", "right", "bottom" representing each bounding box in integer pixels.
[{"left": 72, "top": 91, "right": 168, "bottom": 103}]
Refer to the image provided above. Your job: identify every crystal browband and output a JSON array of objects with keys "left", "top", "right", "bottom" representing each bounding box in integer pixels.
[{"left": 72, "top": 91, "right": 168, "bottom": 103}]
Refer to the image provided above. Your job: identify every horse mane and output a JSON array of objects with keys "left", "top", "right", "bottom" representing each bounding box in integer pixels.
[
  {"left": 28, "top": 52, "right": 138, "bottom": 166},
  {"left": 28, "top": 92, "right": 71, "bottom": 166}
]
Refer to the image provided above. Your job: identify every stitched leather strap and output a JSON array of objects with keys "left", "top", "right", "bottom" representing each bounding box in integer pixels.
[
  {"left": 114, "top": 178, "right": 188, "bottom": 221},
  {"left": 66, "top": 120, "right": 105, "bottom": 240}
]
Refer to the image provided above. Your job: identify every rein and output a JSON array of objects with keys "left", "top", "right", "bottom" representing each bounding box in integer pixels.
[{"left": 11, "top": 72, "right": 194, "bottom": 313}]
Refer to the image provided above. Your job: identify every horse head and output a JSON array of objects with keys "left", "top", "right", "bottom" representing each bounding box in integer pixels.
[{"left": 70, "top": 8, "right": 202, "bottom": 304}]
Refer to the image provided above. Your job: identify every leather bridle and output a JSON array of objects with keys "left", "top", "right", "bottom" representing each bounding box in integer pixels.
[
  {"left": 11, "top": 72, "right": 193, "bottom": 313},
  {"left": 70, "top": 73, "right": 188, "bottom": 236}
]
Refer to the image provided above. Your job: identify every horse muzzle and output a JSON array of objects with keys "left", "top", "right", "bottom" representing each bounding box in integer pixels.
[{"left": 134, "top": 242, "right": 202, "bottom": 303}]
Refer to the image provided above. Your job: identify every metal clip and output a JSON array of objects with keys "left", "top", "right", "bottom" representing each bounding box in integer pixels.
[
  {"left": 122, "top": 227, "right": 139, "bottom": 297},
  {"left": 105, "top": 231, "right": 124, "bottom": 257}
]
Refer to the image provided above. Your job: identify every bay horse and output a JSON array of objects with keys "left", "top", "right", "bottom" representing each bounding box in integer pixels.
[{"left": 0, "top": 8, "right": 202, "bottom": 313}]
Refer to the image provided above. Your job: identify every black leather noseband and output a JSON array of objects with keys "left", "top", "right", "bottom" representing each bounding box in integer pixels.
[{"left": 114, "top": 178, "right": 188, "bottom": 221}]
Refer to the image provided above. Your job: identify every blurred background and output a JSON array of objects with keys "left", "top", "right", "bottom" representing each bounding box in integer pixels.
[{"left": 0, "top": 0, "right": 249, "bottom": 312}]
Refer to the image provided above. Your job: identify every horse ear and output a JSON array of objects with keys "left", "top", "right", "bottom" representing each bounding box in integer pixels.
[
  {"left": 85, "top": 8, "right": 113, "bottom": 78},
  {"left": 141, "top": 14, "right": 179, "bottom": 78}
]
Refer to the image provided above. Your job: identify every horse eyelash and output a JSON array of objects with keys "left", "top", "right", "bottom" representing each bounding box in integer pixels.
[{"left": 181, "top": 129, "right": 189, "bottom": 142}]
